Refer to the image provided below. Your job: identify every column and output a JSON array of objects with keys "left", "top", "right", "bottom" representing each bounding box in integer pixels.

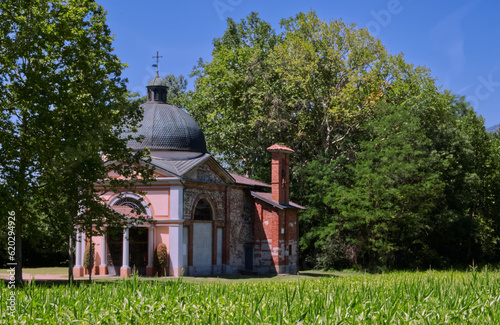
[
  {"left": 99, "top": 233, "right": 107, "bottom": 275},
  {"left": 73, "top": 229, "right": 83, "bottom": 277},
  {"left": 146, "top": 226, "right": 154, "bottom": 276},
  {"left": 120, "top": 226, "right": 131, "bottom": 278},
  {"left": 81, "top": 232, "right": 86, "bottom": 275},
  {"left": 169, "top": 185, "right": 184, "bottom": 276},
  {"left": 75, "top": 230, "right": 82, "bottom": 268}
]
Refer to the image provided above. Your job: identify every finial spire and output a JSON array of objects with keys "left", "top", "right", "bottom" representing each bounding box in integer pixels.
[{"left": 152, "top": 51, "right": 163, "bottom": 75}]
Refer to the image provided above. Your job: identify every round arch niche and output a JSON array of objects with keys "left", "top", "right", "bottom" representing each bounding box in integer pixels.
[{"left": 193, "top": 198, "right": 213, "bottom": 221}]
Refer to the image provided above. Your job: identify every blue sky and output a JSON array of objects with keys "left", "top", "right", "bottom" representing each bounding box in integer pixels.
[{"left": 99, "top": 0, "right": 500, "bottom": 127}]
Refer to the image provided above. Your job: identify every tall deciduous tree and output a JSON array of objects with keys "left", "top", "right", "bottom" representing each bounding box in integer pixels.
[
  {"left": 190, "top": 12, "right": 282, "bottom": 179},
  {"left": 0, "top": 0, "right": 154, "bottom": 283},
  {"left": 163, "top": 74, "right": 188, "bottom": 107},
  {"left": 187, "top": 11, "right": 500, "bottom": 270},
  {"left": 334, "top": 103, "right": 445, "bottom": 270},
  {"left": 189, "top": 11, "right": 436, "bottom": 180}
]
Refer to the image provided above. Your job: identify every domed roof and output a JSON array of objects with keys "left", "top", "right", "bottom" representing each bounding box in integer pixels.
[
  {"left": 127, "top": 102, "right": 208, "bottom": 153},
  {"left": 125, "top": 70, "right": 207, "bottom": 153},
  {"left": 147, "top": 76, "right": 167, "bottom": 87}
]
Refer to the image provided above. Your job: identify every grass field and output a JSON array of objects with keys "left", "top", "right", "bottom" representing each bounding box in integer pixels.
[
  {"left": 1, "top": 270, "right": 499, "bottom": 324},
  {"left": 0, "top": 267, "right": 68, "bottom": 276},
  {"left": 0, "top": 268, "right": 356, "bottom": 282}
]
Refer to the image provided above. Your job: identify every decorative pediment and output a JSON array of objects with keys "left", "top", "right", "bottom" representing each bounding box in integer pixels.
[{"left": 183, "top": 158, "right": 234, "bottom": 184}]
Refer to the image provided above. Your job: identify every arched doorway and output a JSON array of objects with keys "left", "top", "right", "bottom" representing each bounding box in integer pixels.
[
  {"left": 192, "top": 198, "right": 213, "bottom": 275},
  {"left": 107, "top": 194, "right": 152, "bottom": 276}
]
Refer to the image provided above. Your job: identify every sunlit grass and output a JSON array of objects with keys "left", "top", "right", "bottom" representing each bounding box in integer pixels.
[
  {"left": 0, "top": 268, "right": 355, "bottom": 283},
  {"left": 1, "top": 270, "right": 499, "bottom": 324},
  {"left": 0, "top": 267, "right": 68, "bottom": 276}
]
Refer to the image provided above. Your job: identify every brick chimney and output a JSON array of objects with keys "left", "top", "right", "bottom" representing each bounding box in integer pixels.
[{"left": 267, "top": 144, "right": 294, "bottom": 204}]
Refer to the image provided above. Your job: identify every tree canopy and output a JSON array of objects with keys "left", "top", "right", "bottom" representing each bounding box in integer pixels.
[
  {"left": 187, "top": 11, "right": 500, "bottom": 271},
  {"left": 0, "top": 0, "right": 154, "bottom": 282}
]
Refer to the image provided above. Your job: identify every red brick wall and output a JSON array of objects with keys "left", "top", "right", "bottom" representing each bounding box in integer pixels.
[
  {"left": 270, "top": 152, "right": 290, "bottom": 204},
  {"left": 253, "top": 199, "right": 299, "bottom": 274}
]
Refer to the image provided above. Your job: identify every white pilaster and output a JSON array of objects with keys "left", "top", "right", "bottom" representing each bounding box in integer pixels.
[
  {"left": 169, "top": 185, "right": 184, "bottom": 276},
  {"left": 170, "top": 185, "right": 183, "bottom": 220},
  {"left": 100, "top": 233, "right": 107, "bottom": 268},
  {"left": 169, "top": 224, "right": 183, "bottom": 276},
  {"left": 75, "top": 229, "right": 82, "bottom": 268}
]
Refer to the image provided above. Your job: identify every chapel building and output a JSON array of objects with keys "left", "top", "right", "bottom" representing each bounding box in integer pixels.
[{"left": 72, "top": 72, "right": 304, "bottom": 277}]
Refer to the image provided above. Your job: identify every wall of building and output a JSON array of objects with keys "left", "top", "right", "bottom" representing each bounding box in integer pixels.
[
  {"left": 182, "top": 163, "right": 257, "bottom": 275},
  {"left": 252, "top": 201, "right": 299, "bottom": 275},
  {"left": 253, "top": 201, "right": 278, "bottom": 274},
  {"left": 227, "top": 187, "right": 254, "bottom": 274},
  {"left": 155, "top": 226, "right": 169, "bottom": 252},
  {"left": 182, "top": 162, "right": 229, "bottom": 275},
  {"left": 284, "top": 209, "right": 299, "bottom": 274},
  {"left": 183, "top": 185, "right": 226, "bottom": 221},
  {"left": 146, "top": 189, "right": 169, "bottom": 218}
]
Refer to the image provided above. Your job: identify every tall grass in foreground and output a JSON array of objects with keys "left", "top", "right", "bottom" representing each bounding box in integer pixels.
[{"left": 1, "top": 270, "right": 499, "bottom": 324}]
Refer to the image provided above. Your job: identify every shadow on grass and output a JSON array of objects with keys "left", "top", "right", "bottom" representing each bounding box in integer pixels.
[{"left": 299, "top": 271, "right": 338, "bottom": 278}]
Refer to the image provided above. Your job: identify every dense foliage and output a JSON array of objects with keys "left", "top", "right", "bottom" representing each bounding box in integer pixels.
[
  {"left": 1, "top": 271, "right": 499, "bottom": 323},
  {"left": 187, "top": 11, "right": 500, "bottom": 271},
  {"left": 0, "top": 0, "right": 155, "bottom": 281}
]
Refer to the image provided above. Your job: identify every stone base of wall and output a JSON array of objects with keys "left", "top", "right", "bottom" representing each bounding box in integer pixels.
[{"left": 278, "top": 265, "right": 298, "bottom": 275}]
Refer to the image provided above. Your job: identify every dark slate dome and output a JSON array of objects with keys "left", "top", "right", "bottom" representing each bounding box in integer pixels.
[
  {"left": 126, "top": 73, "right": 207, "bottom": 153},
  {"left": 147, "top": 76, "right": 167, "bottom": 87}
]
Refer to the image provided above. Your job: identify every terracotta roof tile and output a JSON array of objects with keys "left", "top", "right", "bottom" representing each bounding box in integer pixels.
[
  {"left": 267, "top": 144, "right": 294, "bottom": 153},
  {"left": 229, "top": 172, "right": 271, "bottom": 188}
]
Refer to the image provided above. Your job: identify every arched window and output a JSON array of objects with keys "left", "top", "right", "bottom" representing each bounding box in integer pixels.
[
  {"left": 114, "top": 197, "right": 147, "bottom": 215},
  {"left": 194, "top": 199, "right": 213, "bottom": 221}
]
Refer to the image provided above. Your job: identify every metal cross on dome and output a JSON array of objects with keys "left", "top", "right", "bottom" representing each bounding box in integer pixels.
[{"left": 152, "top": 51, "right": 163, "bottom": 71}]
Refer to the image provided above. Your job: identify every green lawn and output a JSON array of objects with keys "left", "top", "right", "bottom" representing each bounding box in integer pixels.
[
  {"left": 158, "top": 269, "right": 358, "bottom": 284},
  {"left": 0, "top": 267, "right": 357, "bottom": 282},
  {"left": 0, "top": 267, "right": 68, "bottom": 276},
  {"left": 2, "top": 270, "right": 499, "bottom": 323}
]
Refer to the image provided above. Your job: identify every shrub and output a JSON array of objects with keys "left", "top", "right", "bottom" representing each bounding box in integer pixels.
[
  {"left": 153, "top": 243, "right": 168, "bottom": 276},
  {"left": 83, "top": 243, "right": 95, "bottom": 270}
]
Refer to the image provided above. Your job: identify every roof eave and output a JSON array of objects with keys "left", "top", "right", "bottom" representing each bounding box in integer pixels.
[{"left": 250, "top": 191, "right": 306, "bottom": 210}]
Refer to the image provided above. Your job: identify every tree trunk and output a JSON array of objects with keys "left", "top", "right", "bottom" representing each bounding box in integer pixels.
[
  {"left": 68, "top": 233, "right": 74, "bottom": 283},
  {"left": 15, "top": 114, "right": 27, "bottom": 286},
  {"left": 88, "top": 232, "right": 92, "bottom": 283},
  {"left": 15, "top": 218, "right": 23, "bottom": 286},
  {"left": 68, "top": 203, "right": 76, "bottom": 283}
]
